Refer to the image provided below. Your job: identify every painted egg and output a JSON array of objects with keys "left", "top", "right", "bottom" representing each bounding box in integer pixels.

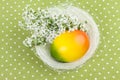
[{"left": 50, "top": 30, "right": 90, "bottom": 62}]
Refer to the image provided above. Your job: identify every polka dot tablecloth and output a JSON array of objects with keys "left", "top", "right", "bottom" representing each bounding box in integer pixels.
[{"left": 0, "top": 0, "right": 120, "bottom": 80}]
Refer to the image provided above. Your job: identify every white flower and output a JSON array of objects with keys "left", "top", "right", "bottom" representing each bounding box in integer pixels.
[{"left": 19, "top": 6, "right": 88, "bottom": 47}]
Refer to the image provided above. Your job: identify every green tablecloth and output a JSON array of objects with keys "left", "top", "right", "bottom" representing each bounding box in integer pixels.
[{"left": 0, "top": 0, "right": 120, "bottom": 80}]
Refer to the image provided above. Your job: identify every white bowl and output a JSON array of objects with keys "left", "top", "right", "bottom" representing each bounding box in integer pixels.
[{"left": 35, "top": 5, "right": 100, "bottom": 70}]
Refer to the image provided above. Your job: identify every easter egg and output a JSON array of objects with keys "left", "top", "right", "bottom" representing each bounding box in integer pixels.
[{"left": 50, "top": 30, "right": 90, "bottom": 62}]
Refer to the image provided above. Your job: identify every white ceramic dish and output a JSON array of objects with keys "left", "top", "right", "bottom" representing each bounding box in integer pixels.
[{"left": 35, "top": 5, "right": 100, "bottom": 70}]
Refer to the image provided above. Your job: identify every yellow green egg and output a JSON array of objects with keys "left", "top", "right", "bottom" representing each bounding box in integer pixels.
[{"left": 50, "top": 30, "right": 90, "bottom": 62}]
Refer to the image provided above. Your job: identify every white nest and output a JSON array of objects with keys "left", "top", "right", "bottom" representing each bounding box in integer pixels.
[{"left": 35, "top": 5, "right": 100, "bottom": 70}]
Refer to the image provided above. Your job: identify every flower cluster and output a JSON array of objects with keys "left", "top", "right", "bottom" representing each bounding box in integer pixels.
[{"left": 19, "top": 6, "right": 88, "bottom": 47}]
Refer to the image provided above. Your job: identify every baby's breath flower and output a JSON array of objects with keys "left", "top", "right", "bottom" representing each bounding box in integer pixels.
[{"left": 19, "top": 6, "right": 88, "bottom": 48}]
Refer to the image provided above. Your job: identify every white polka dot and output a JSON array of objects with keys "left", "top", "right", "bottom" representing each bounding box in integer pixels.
[
  {"left": 103, "top": 76, "right": 106, "bottom": 79},
  {"left": 80, "top": 74, "right": 83, "bottom": 77},
  {"left": 40, "top": 74, "right": 43, "bottom": 77}
]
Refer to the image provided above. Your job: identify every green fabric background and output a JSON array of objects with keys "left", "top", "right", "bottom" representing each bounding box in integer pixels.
[{"left": 0, "top": 0, "right": 120, "bottom": 80}]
